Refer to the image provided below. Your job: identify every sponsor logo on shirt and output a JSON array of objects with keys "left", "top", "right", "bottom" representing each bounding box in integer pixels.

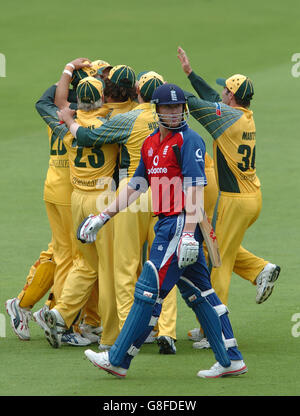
[
  {"left": 195, "top": 148, "right": 203, "bottom": 161},
  {"left": 148, "top": 166, "right": 168, "bottom": 174},
  {"left": 148, "top": 155, "right": 168, "bottom": 174}
]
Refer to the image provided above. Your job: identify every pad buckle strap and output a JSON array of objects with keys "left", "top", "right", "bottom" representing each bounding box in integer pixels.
[
  {"left": 149, "top": 316, "right": 159, "bottom": 326},
  {"left": 201, "top": 288, "right": 215, "bottom": 297},
  {"left": 127, "top": 345, "right": 140, "bottom": 357},
  {"left": 156, "top": 297, "right": 164, "bottom": 305},
  {"left": 214, "top": 304, "right": 229, "bottom": 316},
  {"left": 224, "top": 338, "right": 238, "bottom": 349}
]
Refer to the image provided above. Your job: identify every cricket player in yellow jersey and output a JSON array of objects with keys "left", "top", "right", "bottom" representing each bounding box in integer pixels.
[
  {"left": 5, "top": 84, "right": 77, "bottom": 342},
  {"left": 5, "top": 59, "right": 108, "bottom": 344},
  {"left": 43, "top": 66, "right": 139, "bottom": 349},
  {"left": 177, "top": 47, "right": 281, "bottom": 313},
  {"left": 58, "top": 71, "right": 179, "bottom": 354}
]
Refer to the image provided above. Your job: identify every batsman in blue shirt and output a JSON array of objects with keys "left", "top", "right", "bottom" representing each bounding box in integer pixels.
[{"left": 78, "top": 83, "right": 247, "bottom": 379}]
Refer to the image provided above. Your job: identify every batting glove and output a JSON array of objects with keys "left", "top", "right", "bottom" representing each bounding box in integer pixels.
[
  {"left": 77, "top": 212, "right": 110, "bottom": 243},
  {"left": 177, "top": 232, "right": 199, "bottom": 269}
]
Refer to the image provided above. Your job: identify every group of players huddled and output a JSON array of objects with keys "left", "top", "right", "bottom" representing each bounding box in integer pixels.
[{"left": 5, "top": 47, "right": 280, "bottom": 379}]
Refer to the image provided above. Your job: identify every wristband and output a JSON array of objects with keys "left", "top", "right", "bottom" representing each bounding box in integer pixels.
[
  {"left": 100, "top": 212, "right": 111, "bottom": 224},
  {"left": 63, "top": 69, "right": 73, "bottom": 77},
  {"left": 66, "top": 62, "right": 75, "bottom": 70}
]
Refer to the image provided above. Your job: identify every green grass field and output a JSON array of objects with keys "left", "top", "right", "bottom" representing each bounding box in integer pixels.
[{"left": 1, "top": 0, "right": 300, "bottom": 399}]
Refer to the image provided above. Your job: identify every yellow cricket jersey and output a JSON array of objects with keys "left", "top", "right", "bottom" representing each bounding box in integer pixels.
[
  {"left": 63, "top": 109, "right": 119, "bottom": 192},
  {"left": 76, "top": 102, "right": 158, "bottom": 179},
  {"left": 187, "top": 95, "right": 260, "bottom": 193},
  {"left": 36, "top": 85, "right": 75, "bottom": 205},
  {"left": 44, "top": 125, "right": 73, "bottom": 205},
  {"left": 205, "top": 152, "right": 214, "bottom": 169},
  {"left": 99, "top": 99, "right": 138, "bottom": 120},
  {"left": 212, "top": 106, "right": 260, "bottom": 193}
]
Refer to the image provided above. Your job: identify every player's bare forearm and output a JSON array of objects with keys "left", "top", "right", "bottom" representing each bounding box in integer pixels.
[
  {"left": 55, "top": 58, "right": 92, "bottom": 109},
  {"left": 55, "top": 71, "right": 72, "bottom": 109},
  {"left": 103, "top": 185, "right": 142, "bottom": 218},
  {"left": 183, "top": 185, "right": 204, "bottom": 232}
]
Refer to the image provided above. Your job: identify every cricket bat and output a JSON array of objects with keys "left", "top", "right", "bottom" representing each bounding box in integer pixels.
[{"left": 199, "top": 211, "right": 221, "bottom": 268}]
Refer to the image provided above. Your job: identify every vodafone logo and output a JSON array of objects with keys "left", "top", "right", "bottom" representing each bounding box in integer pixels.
[
  {"left": 153, "top": 155, "right": 159, "bottom": 166},
  {"left": 148, "top": 154, "right": 168, "bottom": 175},
  {"left": 195, "top": 148, "right": 203, "bottom": 161}
]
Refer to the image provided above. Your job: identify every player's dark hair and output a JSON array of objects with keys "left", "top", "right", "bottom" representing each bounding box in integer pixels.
[
  {"left": 234, "top": 94, "right": 252, "bottom": 108},
  {"left": 104, "top": 79, "right": 137, "bottom": 102},
  {"left": 140, "top": 91, "right": 151, "bottom": 103}
]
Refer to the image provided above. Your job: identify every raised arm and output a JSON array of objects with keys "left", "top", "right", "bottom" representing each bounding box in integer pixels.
[
  {"left": 54, "top": 57, "right": 92, "bottom": 109},
  {"left": 177, "top": 46, "right": 221, "bottom": 102}
]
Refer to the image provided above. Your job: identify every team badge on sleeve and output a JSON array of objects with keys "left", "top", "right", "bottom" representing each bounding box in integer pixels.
[{"left": 215, "top": 102, "right": 222, "bottom": 116}]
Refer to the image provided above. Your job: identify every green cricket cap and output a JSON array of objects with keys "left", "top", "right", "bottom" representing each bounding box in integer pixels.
[
  {"left": 108, "top": 65, "right": 136, "bottom": 88},
  {"left": 216, "top": 74, "right": 254, "bottom": 100},
  {"left": 76, "top": 76, "right": 104, "bottom": 103}
]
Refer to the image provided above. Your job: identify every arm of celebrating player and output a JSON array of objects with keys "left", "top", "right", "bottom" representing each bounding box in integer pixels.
[
  {"left": 35, "top": 84, "right": 77, "bottom": 134},
  {"left": 35, "top": 84, "right": 68, "bottom": 134},
  {"left": 177, "top": 46, "right": 220, "bottom": 102},
  {"left": 184, "top": 92, "right": 243, "bottom": 141},
  {"left": 58, "top": 109, "right": 141, "bottom": 148},
  {"left": 54, "top": 57, "right": 92, "bottom": 109}
]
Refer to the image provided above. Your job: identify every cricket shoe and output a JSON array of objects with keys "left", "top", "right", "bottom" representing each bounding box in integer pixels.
[
  {"left": 193, "top": 337, "right": 211, "bottom": 349},
  {"left": 85, "top": 350, "right": 127, "bottom": 378},
  {"left": 79, "top": 323, "right": 103, "bottom": 344},
  {"left": 33, "top": 305, "right": 49, "bottom": 332},
  {"left": 61, "top": 329, "right": 92, "bottom": 346},
  {"left": 44, "top": 308, "right": 66, "bottom": 348},
  {"left": 98, "top": 343, "right": 112, "bottom": 351},
  {"left": 197, "top": 360, "right": 248, "bottom": 378},
  {"left": 5, "top": 298, "right": 32, "bottom": 341},
  {"left": 157, "top": 336, "right": 176, "bottom": 354},
  {"left": 256, "top": 263, "right": 281, "bottom": 304},
  {"left": 187, "top": 327, "right": 203, "bottom": 342}
]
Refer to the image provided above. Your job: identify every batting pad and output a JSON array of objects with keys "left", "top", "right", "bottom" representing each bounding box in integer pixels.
[
  {"left": 19, "top": 261, "right": 55, "bottom": 309},
  {"left": 109, "top": 261, "right": 159, "bottom": 367},
  {"left": 177, "top": 277, "right": 231, "bottom": 368}
]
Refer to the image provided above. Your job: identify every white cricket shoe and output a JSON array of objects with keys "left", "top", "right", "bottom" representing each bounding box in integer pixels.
[
  {"left": 197, "top": 360, "right": 248, "bottom": 378},
  {"left": 33, "top": 305, "right": 49, "bottom": 332},
  {"left": 256, "top": 263, "right": 281, "bottom": 304},
  {"left": 5, "top": 298, "right": 32, "bottom": 340},
  {"left": 79, "top": 323, "right": 103, "bottom": 344},
  {"left": 187, "top": 327, "right": 203, "bottom": 342},
  {"left": 144, "top": 330, "right": 158, "bottom": 344},
  {"left": 44, "top": 308, "right": 66, "bottom": 348},
  {"left": 85, "top": 350, "right": 127, "bottom": 378},
  {"left": 157, "top": 336, "right": 176, "bottom": 354},
  {"left": 61, "top": 330, "right": 92, "bottom": 346},
  {"left": 193, "top": 337, "right": 211, "bottom": 349}
]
